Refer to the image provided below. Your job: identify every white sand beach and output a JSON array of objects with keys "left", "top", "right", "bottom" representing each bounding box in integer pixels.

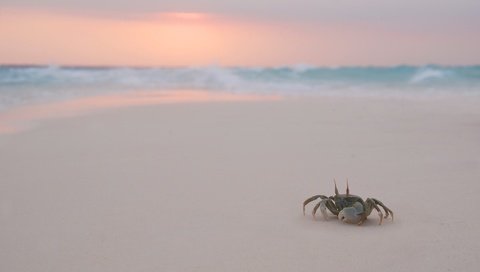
[{"left": 1, "top": 94, "right": 480, "bottom": 271}]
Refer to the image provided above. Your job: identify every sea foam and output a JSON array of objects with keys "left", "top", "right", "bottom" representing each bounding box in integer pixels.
[{"left": 0, "top": 65, "right": 479, "bottom": 111}]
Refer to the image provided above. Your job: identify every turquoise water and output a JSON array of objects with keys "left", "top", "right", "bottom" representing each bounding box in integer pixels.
[{"left": 1, "top": 65, "right": 479, "bottom": 110}]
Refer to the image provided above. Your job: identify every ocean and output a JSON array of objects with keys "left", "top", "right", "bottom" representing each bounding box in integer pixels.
[{"left": 1, "top": 65, "right": 479, "bottom": 111}]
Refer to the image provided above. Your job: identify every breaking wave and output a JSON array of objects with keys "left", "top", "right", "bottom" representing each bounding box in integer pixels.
[
  {"left": 409, "top": 67, "right": 450, "bottom": 83},
  {"left": 0, "top": 65, "right": 479, "bottom": 110}
]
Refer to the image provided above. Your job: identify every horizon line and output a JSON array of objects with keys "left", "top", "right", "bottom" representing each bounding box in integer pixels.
[{"left": 1, "top": 63, "right": 479, "bottom": 69}]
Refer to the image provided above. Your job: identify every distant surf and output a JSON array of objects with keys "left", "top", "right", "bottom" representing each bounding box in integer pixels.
[{"left": 1, "top": 65, "right": 479, "bottom": 111}]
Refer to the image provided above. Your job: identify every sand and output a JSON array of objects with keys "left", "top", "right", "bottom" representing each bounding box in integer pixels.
[{"left": 1, "top": 95, "right": 480, "bottom": 271}]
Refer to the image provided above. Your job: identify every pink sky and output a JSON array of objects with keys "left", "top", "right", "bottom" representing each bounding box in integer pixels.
[{"left": 1, "top": 7, "right": 479, "bottom": 66}]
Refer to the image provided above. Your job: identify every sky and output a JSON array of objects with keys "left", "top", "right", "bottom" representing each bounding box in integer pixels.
[{"left": 1, "top": 0, "right": 479, "bottom": 66}]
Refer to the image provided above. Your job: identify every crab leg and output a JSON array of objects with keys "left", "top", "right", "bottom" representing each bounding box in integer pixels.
[
  {"left": 303, "top": 195, "right": 328, "bottom": 215},
  {"left": 326, "top": 197, "right": 339, "bottom": 215},
  {"left": 312, "top": 199, "right": 332, "bottom": 220},
  {"left": 371, "top": 198, "right": 394, "bottom": 221},
  {"left": 364, "top": 198, "right": 384, "bottom": 225}
]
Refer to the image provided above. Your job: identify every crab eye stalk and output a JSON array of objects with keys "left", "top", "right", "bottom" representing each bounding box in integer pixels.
[
  {"left": 334, "top": 178, "right": 339, "bottom": 196},
  {"left": 346, "top": 178, "right": 350, "bottom": 196}
]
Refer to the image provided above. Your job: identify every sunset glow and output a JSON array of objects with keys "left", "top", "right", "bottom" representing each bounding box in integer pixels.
[
  {"left": 159, "top": 12, "right": 210, "bottom": 21},
  {"left": 1, "top": 7, "right": 479, "bottom": 66},
  {"left": 0, "top": 9, "right": 231, "bottom": 66}
]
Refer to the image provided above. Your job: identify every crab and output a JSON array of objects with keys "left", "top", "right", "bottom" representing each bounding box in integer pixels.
[{"left": 303, "top": 179, "right": 394, "bottom": 225}]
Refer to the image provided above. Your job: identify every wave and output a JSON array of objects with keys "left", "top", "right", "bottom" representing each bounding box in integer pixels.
[
  {"left": 1, "top": 65, "right": 479, "bottom": 110},
  {"left": 409, "top": 67, "right": 450, "bottom": 83}
]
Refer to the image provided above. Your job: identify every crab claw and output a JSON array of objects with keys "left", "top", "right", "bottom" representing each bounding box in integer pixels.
[
  {"left": 338, "top": 202, "right": 364, "bottom": 224},
  {"left": 338, "top": 208, "right": 361, "bottom": 224}
]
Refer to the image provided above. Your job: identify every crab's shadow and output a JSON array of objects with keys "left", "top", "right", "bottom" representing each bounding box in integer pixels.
[{"left": 307, "top": 215, "right": 394, "bottom": 228}]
